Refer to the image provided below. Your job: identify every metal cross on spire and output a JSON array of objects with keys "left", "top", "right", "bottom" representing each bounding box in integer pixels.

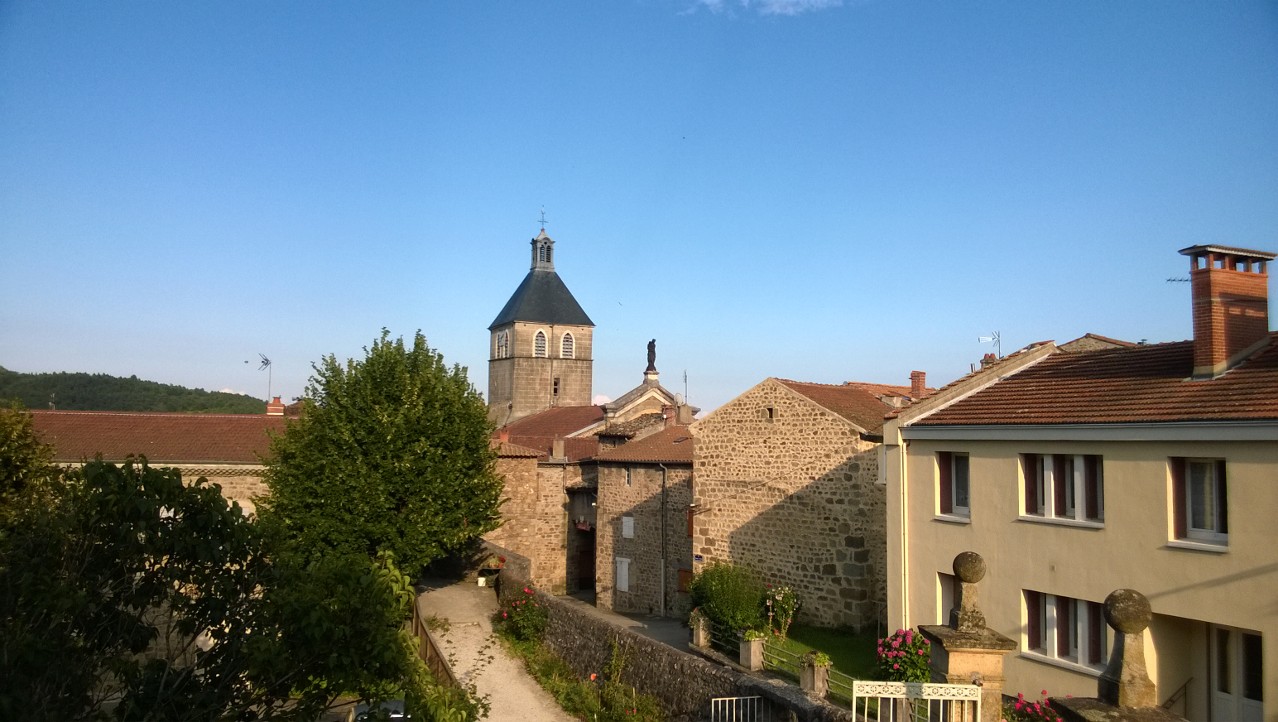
[{"left": 538, "top": 207, "right": 548, "bottom": 231}]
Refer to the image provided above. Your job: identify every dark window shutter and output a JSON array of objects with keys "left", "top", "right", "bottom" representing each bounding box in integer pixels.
[
  {"left": 1057, "top": 598, "right": 1072, "bottom": 657},
  {"left": 1088, "top": 601, "right": 1103, "bottom": 664},
  {"left": 1053, "top": 455, "right": 1068, "bottom": 516},
  {"left": 939, "top": 452, "right": 953, "bottom": 514},
  {"left": 1171, "top": 458, "right": 1186, "bottom": 538},
  {"left": 1026, "top": 592, "right": 1042, "bottom": 650},
  {"left": 1024, "top": 454, "right": 1040, "bottom": 514},
  {"left": 686, "top": 508, "right": 694, "bottom": 538},
  {"left": 1215, "top": 459, "right": 1228, "bottom": 534},
  {"left": 1084, "top": 455, "right": 1100, "bottom": 520}
]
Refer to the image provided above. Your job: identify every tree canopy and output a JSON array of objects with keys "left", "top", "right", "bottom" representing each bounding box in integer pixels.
[
  {"left": 259, "top": 330, "right": 502, "bottom": 576},
  {"left": 0, "top": 405, "right": 480, "bottom": 721},
  {"left": 0, "top": 366, "right": 267, "bottom": 413}
]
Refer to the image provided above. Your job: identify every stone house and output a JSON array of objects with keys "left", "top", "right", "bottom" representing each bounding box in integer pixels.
[
  {"left": 29, "top": 396, "right": 290, "bottom": 514},
  {"left": 690, "top": 375, "right": 927, "bottom": 630},
  {"left": 593, "top": 417, "right": 695, "bottom": 618},
  {"left": 881, "top": 245, "right": 1276, "bottom": 721}
]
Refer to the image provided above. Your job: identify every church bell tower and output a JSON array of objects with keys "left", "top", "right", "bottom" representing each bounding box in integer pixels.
[{"left": 488, "top": 229, "right": 595, "bottom": 425}]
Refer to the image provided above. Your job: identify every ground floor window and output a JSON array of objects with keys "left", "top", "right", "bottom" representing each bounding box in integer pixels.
[{"left": 1024, "top": 590, "right": 1107, "bottom": 670}]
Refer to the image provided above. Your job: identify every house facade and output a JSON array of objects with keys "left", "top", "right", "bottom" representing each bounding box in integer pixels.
[
  {"left": 691, "top": 375, "right": 926, "bottom": 630},
  {"left": 882, "top": 246, "right": 1276, "bottom": 722}
]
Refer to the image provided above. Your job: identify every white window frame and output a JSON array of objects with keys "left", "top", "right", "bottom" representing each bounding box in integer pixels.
[
  {"left": 533, "top": 330, "right": 547, "bottom": 358},
  {"left": 951, "top": 454, "right": 970, "bottom": 516},
  {"left": 1023, "top": 590, "right": 1108, "bottom": 673},
  {"left": 1186, "top": 459, "right": 1227, "bottom": 544},
  {"left": 561, "top": 332, "right": 574, "bottom": 359},
  {"left": 1022, "top": 454, "right": 1104, "bottom": 524}
]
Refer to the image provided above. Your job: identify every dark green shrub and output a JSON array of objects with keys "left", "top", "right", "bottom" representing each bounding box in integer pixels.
[{"left": 689, "top": 563, "right": 765, "bottom": 631}]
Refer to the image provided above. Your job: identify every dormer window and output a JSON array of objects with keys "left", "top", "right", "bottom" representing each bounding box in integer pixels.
[
  {"left": 534, "top": 330, "right": 547, "bottom": 357},
  {"left": 562, "top": 333, "right": 574, "bottom": 359}
]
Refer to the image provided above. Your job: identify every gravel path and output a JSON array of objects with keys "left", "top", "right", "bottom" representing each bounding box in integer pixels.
[{"left": 416, "top": 579, "right": 576, "bottom": 722}]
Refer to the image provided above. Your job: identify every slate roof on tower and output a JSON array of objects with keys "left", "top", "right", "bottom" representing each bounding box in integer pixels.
[{"left": 488, "top": 230, "right": 594, "bottom": 329}]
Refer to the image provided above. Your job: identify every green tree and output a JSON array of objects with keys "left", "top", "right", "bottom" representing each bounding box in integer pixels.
[
  {"left": 0, "top": 405, "right": 462, "bottom": 721},
  {"left": 259, "top": 330, "right": 502, "bottom": 576}
]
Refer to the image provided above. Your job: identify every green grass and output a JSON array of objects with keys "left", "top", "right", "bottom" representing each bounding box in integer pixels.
[{"left": 772, "top": 625, "right": 880, "bottom": 680}]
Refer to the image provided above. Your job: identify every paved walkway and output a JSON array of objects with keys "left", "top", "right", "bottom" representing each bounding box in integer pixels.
[{"left": 416, "top": 578, "right": 575, "bottom": 722}]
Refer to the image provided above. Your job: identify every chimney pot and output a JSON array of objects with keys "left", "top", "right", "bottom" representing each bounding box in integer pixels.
[{"left": 266, "top": 396, "right": 285, "bottom": 416}]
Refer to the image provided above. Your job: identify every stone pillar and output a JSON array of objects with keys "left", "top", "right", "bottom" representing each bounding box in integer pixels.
[
  {"left": 1051, "top": 589, "right": 1186, "bottom": 722},
  {"left": 740, "top": 636, "right": 764, "bottom": 671},
  {"left": 689, "top": 609, "right": 711, "bottom": 649},
  {"left": 920, "top": 551, "right": 1016, "bottom": 722},
  {"left": 800, "top": 652, "right": 829, "bottom": 698}
]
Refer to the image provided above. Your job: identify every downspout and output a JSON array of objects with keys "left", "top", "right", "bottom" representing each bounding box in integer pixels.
[
  {"left": 899, "top": 437, "right": 910, "bottom": 631},
  {"left": 659, "top": 463, "right": 668, "bottom": 617}
]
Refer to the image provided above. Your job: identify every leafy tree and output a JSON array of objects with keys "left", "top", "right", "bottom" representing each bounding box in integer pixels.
[
  {"left": 259, "top": 330, "right": 502, "bottom": 576},
  {"left": 0, "top": 365, "right": 266, "bottom": 413},
  {"left": 0, "top": 405, "right": 467, "bottom": 721}
]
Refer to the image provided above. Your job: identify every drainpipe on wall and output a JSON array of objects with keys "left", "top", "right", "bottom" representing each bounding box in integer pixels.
[
  {"left": 899, "top": 438, "right": 910, "bottom": 631},
  {"left": 659, "top": 463, "right": 668, "bottom": 617}
]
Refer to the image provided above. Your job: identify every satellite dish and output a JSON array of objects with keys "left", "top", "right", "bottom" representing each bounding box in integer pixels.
[{"left": 674, "top": 393, "right": 685, "bottom": 405}]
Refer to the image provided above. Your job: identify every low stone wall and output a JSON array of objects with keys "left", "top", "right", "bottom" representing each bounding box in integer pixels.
[{"left": 498, "top": 566, "right": 854, "bottom": 722}]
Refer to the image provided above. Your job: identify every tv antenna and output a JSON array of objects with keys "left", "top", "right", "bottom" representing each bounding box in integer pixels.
[
  {"left": 1166, "top": 277, "right": 1190, "bottom": 283},
  {"left": 245, "top": 354, "right": 273, "bottom": 399},
  {"left": 978, "top": 331, "right": 1002, "bottom": 359}
]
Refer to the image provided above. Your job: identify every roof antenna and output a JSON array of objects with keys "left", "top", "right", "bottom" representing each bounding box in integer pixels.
[
  {"left": 978, "top": 331, "right": 1002, "bottom": 359},
  {"left": 251, "top": 354, "right": 272, "bottom": 400}
]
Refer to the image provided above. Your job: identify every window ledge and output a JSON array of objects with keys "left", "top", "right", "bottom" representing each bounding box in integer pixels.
[
  {"left": 1017, "top": 515, "right": 1104, "bottom": 530},
  {"left": 1020, "top": 651, "right": 1104, "bottom": 678},
  {"left": 933, "top": 514, "right": 971, "bottom": 525},
  {"left": 1166, "top": 539, "right": 1228, "bottom": 554}
]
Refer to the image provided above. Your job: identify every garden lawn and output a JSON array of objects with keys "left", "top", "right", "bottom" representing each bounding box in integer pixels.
[{"left": 774, "top": 625, "right": 880, "bottom": 680}]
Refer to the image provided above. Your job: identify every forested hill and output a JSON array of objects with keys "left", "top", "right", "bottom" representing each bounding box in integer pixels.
[{"left": 0, "top": 366, "right": 267, "bottom": 414}]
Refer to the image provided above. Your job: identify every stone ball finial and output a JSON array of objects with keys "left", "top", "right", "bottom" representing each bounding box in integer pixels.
[
  {"left": 1104, "top": 589, "right": 1152, "bottom": 634},
  {"left": 953, "top": 551, "right": 986, "bottom": 584}
]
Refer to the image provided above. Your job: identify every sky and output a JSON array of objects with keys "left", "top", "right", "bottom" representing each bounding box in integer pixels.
[{"left": 2, "top": 1, "right": 1276, "bottom": 415}]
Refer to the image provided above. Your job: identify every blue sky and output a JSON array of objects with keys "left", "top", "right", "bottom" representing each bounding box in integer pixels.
[{"left": 2, "top": 1, "right": 1276, "bottom": 414}]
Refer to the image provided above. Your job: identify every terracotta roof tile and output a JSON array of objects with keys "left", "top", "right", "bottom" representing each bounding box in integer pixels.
[
  {"left": 593, "top": 425, "right": 693, "bottom": 464},
  {"left": 596, "top": 413, "right": 665, "bottom": 439},
  {"left": 916, "top": 335, "right": 1278, "bottom": 425},
  {"left": 31, "top": 410, "right": 286, "bottom": 464},
  {"left": 775, "top": 379, "right": 899, "bottom": 434},
  {"left": 493, "top": 405, "right": 606, "bottom": 462}
]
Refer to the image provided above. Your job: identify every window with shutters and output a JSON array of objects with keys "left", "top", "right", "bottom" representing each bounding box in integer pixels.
[
  {"left": 621, "top": 515, "right": 635, "bottom": 539},
  {"left": 1021, "top": 454, "right": 1104, "bottom": 524},
  {"left": 494, "top": 330, "right": 509, "bottom": 359},
  {"left": 936, "top": 451, "right": 970, "bottom": 519},
  {"left": 1024, "top": 590, "right": 1108, "bottom": 672},
  {"left": 534, "top": 330, "right": 547, "bottom": 358},
  {"left": 561, "top": 333, "right": 574, "bottom": 358},
  {"left": 1170, "top": 458, "right": 1228, "bottom": 546}
]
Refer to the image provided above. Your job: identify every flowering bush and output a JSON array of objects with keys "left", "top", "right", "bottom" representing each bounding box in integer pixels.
[
  {"left": 1001, "top": 690, "right": 1063, "bottom": 722},
  {"left": 875, "top": 628, "right": 930, "bottom": 682},
  {"left": 495, "top": 585, "right": 547, "bottom": 642},
  {"left": 765, "top": 584, "right": 800, "bottom": 639}
]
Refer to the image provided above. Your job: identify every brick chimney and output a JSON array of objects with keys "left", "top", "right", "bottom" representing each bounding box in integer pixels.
[
  {"left": 909, "top": 370, "right": 926, "bottom": 400},
  {"left": 266, "top": 396, "right": 285, "bottom": 416},
  {"left": 1179, "top": 245, "right": 1275, "bottom": 379},
  {"left": 980, "top": 353, "right": 997, "bottom": 370}
]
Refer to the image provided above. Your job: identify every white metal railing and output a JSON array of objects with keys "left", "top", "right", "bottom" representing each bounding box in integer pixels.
[
  {"left": 850, "top": 681, "right": 981, "bottom": 722},
  {"left": 710, "top": 695, "right": 771, "bottom": 722}
]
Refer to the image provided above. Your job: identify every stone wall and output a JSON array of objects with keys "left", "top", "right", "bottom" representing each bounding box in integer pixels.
[
  {"left": 484, "top": 456, "right": 569, "bottom": 593},
  {"left": 595, "top": 462, "right": 694, "bottom": 617},
  {"left": 172, "top": 464, "right": 267, "bottom": 515},
  {"left": 692, "top": 380, "right": 887, "bottom": 630},
  {"left": 487, "top": 321, "right": 594, "bottom": 424},
  {"left": 498, "top": 566, "right": 854, "bottom": 722}
]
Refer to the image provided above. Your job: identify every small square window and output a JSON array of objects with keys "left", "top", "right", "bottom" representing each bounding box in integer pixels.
[{"left": 938, "top": 452, "right": 970, "bottom": 517}]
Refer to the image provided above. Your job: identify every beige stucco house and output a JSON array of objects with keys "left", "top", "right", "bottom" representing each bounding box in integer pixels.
[{"left": 882, "top": 245, "right": 1277, "bottom": 722}]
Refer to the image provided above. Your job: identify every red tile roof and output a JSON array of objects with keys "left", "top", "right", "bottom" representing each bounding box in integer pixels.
[
  {"left": 916, "top": 335, "right": 1278, "bottom": 425},
  {"left": 495, "top": 405, "right": 606, "bottom": 462},
  {"left": 30, "top": 410, "right": 286, "bottom": 464},
  {"left": 593, "top": 424, "right": 693, "bottom": 464},
  {"left": 775, "top": 379, "right": 902, "bottom": 434}
]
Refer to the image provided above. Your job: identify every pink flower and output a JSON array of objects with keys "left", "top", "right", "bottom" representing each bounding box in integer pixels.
[
  {"left": 893, "top": 663, "right": 900, "bottom": 670},
  {"left": 523, "top": 586, "right": 531, "bottom": 594},
  {"left": 917, "top": 649, "right": 926, "bottom": 655},
  {"left": 1041, "top": 689, "right": 1048, "bottom": 696},
  {"left": 501, "top": 611, "right": 507, "bottom": 619}
]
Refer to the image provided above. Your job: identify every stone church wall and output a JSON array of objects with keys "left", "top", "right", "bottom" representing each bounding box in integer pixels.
[
  {"left": 691, "top": 381, "right": 887, "bottom": 630},
  {"left": 595, "top": 463, "right": 694, "bottom": 618}
]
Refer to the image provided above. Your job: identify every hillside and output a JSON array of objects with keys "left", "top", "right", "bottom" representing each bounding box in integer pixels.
[{"left": 0, "top": 366, "right": 267, "bottom": 414}]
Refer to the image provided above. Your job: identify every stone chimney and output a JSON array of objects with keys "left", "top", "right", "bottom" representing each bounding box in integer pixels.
[
  {"left": 910, "top": 370, "right": 926, "bottom": 400},
  {"left": 1179, "top": 245, "right": 1275, "bottom": 379},
  {"left": 266, "top": 396, "right": 285, "bottom": 416}
]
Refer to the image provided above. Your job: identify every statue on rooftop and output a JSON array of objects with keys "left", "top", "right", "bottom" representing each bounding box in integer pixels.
[{"left": 646, "top": 339, "right": 657, "bottom": 373}]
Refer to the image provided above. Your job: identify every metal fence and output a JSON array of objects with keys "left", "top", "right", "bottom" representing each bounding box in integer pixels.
[
  {"left": 760, "top": 638, "right": 802, "bottom": 682},
  {"left": 827, "top": 666, "right": 857, "bottom": 707},
  {"left": 706, "top": 618, "right": 743, "bottom": 657},
  {"left": 710, "top": 695, "right": 772, "bottom": 722},
  {"left": 850, "top": 681, "right": 981, "bottom": 722}
]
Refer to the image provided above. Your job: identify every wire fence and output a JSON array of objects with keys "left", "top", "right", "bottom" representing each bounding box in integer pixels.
[{"left": 706, "top": 618, "right": 743, "bottom": 657}]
